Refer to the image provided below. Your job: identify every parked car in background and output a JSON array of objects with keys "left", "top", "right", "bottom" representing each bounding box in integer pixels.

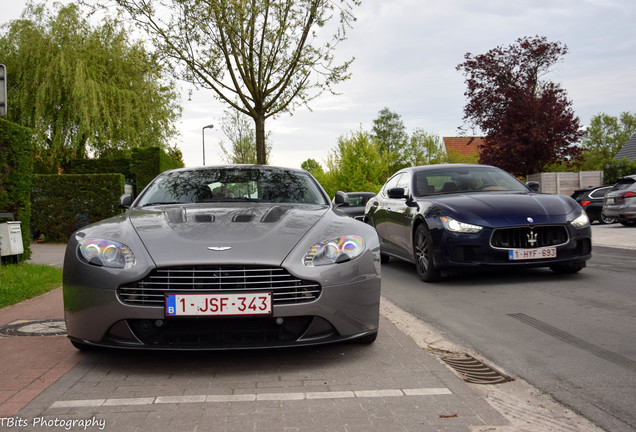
[
  {"left": 334, "top": 192, "right": 376, "bottom": 220},
  {"left": 63, "top": 165, "right": 381, "bottom": 350},
  {"left": 571, "top": 186, "right": 616, "bottom": 224},
  {"left": 602, "top": 174, "right": 636, "bottom": 226},
  {"left": 364, "top": 164, "right": 592, "bottom": 282}
]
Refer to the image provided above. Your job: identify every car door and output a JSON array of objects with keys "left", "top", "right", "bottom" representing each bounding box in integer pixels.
[
  {"left": 368, "top": 173, "right": 403, "bottom": 252},
  {"left": 385, "top": 172, "right": 415, "bottom": 259},
  {"left": 380, "top": 173, "right": 413, "bottom": 257}
]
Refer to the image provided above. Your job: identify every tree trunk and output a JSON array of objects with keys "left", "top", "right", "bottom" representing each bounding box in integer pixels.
[{"left": 255, "top": 114, "right": 266, "bottom": 165}]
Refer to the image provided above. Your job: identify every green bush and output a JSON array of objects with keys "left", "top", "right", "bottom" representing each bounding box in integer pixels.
[
  {"left": 69, "top": 158, "right": 132, "bottom": 178},
  {"left": 31, "top": 174, "right": 124, "bottom": 242},
  {"left": 0, "top": 118, "right": 33, "bottom": 260},
  {"left": 604, "top": 158, "right": 636, "bottom": 185},
  {"left": 131, "top": 147, "right": 184, "bottom": 193}
]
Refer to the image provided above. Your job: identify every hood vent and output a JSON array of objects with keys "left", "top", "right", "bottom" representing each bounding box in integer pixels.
[
  {"left": 233, "top": 213, "right": 255, "bottom": 223},
  {"left": 194, "top": 214, "right": 215, "bottom": 223},
  {"left": 165, "top": 207, "right": 186, "bottom": 223},
  {"left": 261, "top": 206, "right": 289, "bottom": 223}
]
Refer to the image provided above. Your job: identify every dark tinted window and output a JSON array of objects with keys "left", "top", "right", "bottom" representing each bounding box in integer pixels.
[
  {"left": 137, "top": 168, "right": 328, "bottom": 206},
  {"left": 610, "top": 178, "right": 636, "bottom": 192},
  {"left": 589, "top": 187, "right": 610, "bottom": 199},
  {"left": 413, "top": 166, "right": 528, "bottom": 196}
]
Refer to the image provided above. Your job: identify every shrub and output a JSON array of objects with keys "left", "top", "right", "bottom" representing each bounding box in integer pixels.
[
  {"left": 31, "top": 174, "right": 124, "bottom": 242},
  {"left": 131, "top": 147, "right": 184, "bottom": 193},
  {"left": 604, "top": 158, "right": 636, "bottom": 185},
  {"left": 0, "top": 118, "right": 33, "bottom": 260}
]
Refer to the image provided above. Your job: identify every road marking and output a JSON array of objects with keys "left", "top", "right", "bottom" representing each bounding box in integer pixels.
[{"left": 50, "top": 387, "right": 452, "bottom": 409}]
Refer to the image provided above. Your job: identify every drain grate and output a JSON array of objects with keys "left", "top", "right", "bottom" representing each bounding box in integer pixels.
[
  {"left": 0, "top": 319, "right": 67, "bottom": 336},
  {"left": 442, "top": 354, "right": 512, "bottom": 384}
]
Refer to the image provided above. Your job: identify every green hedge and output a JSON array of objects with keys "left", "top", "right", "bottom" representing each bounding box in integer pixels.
[
  {"left": 0, "top": 118, "right": 33, "bottom": 261},
  {"left": 31, "top": 174, "right": 124, "bottom": 242},
  {"left": 69, "top": 158, "right": 132, "bottom": 178},
  {"left": 131, "top": 147, "right": 184, "bottom": 193},
  {"left": 604, "top": 158, "right": 636, "bottom": 185}
]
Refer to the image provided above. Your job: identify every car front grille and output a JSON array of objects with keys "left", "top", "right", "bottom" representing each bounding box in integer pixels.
[
  {"left": 118, "top": 266, "right": 321, "bottom": 306},
  {"left": 490, "top": 225, "right": 569, "bottom": 249}
]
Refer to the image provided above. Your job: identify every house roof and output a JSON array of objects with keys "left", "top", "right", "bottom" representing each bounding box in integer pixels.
[
  {"left": 614, "top": 132, "right": 636, "bottom": 161},
  {"left": 442, "top": 137, "right": 484, "bottom": 156}
]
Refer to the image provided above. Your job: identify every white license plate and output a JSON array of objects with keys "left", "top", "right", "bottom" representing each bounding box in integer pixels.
[
  {"left": 606, "top": 198, "right": 615, "bottom": 204},
  {"left": 165, "top": 292, "right": 272, "bottom": 317},
  {"left": 508, "top": 247, "right": 557, "bottom": 261}
]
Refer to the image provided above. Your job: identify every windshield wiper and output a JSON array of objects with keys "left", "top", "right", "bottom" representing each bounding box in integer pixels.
[
  {"left": 197, "top": 197, "right": 265, "bottom": 203},
  {"left": 141, "top": 201, "right": 183, "bottom": 207}
]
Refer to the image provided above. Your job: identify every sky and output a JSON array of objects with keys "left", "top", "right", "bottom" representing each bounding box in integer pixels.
[{"left": 2, "top": 0, "right": 635, "bottom": 169}]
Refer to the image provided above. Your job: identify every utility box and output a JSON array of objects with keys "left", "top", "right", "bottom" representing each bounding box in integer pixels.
[{"left": 0, "top": 221, "right": 24, "bottom": 256}]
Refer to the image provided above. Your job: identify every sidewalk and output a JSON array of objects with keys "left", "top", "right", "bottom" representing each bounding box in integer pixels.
[{"left": 0, "top": 288, "right": 79, "bottom": 417}]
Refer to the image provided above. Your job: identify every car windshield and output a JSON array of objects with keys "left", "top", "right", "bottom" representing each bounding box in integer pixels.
[
  {"left": 136, "top": 167, "right": 329, "bottom": 207},
  {"left": 413, "top": 166, "right": 529, "bottom": 197}
]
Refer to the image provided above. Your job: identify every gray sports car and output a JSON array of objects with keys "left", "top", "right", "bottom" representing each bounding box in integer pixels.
[{"left": 63, "top": 165, "right": 381, "bottom": 350}]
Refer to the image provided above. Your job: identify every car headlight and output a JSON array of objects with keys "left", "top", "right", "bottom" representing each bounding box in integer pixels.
[
  {"left": 441, "top": 216, "right": 483, "bottom": 233},
  {"left": 570, "top": 210, "right": 590, "bottom": 228},
  {"left": 78, "top": 238, "right": 136, "bottom": 269},
  {"left": 303, "top": 235, "right": 365, "bottom": 266}
]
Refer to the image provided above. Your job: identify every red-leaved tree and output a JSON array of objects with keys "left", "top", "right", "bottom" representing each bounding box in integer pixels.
[{"left": 456, "top": 36, "right": 584, "bottom": 177}]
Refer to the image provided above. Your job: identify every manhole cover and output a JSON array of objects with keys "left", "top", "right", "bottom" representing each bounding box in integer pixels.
[
  {"left": 442, "top": 354, "right": 512, "bottom": 385},
  {"left": 0, "top": 319, "right": 67, "bottom": 336}
]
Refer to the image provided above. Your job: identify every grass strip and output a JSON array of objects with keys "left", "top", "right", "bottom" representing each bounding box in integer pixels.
[{"left": 0, "top": 263, "right": 63, "bottom": 308}]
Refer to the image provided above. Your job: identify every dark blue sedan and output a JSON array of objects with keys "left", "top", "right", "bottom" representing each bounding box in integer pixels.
[{"left": 364, "top": 164, "right": 592, "bottom": 281}]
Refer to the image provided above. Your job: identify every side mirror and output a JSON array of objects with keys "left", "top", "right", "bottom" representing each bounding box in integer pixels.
[
  {"left": 526, "top": 181, "right": 540, "bottom": 192},
  {"left": 388, "top": 187, "right": 408, "bottom": 199},
  {"left": 119, "top": 193, "right": 133, "bottom": 209},
  {"left": 334, "top": 191, "right": 349, "bottom": 206}
]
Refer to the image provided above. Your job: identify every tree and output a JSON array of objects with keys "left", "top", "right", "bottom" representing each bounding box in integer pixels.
[
  {"left": 218, "top": 109, "right": 271, "bottom": 164},
  {"left": 580, "top": 112, "right": 636, "bottom": 170},
  {"left": 322, "top": 130, "right": 390, "bottom": 196},
  {"left": 604, "top": 158, "right": 636, "bottom": 185},
  {"left": 301, "top": 158, "right": 323, "bottom": 175},
  {"left": 111, "top": 0, "right": 360, "bottom": 165},
  {"left": 457, "top": 35, "right": 584, "bottom": 177},
  {"left": 404, "top": 129, "right": 445, "bottom": 166},
  {"left": 0, "top": 2, "right": 180, "bottom": 172},
  {"left": 371, "top": 107, "right": 408, "bottom": 170}
]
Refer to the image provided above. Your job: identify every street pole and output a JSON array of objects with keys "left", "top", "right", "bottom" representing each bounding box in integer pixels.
[{"left": 201, "top": 124, "right": 214, "bottom": 166}]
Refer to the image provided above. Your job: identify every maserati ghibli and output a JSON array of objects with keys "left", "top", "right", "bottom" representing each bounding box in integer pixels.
[{"left": 364, "top": 164, "right": 591, "bottom": 282}]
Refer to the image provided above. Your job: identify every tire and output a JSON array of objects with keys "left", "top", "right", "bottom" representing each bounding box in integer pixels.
[
  {"left": 413, "top": 224, "right": 441, "bottom": 282},
  {"left": 599, "top": 213, "right": 616, "bottom": 224},
  {"left": 550, "top": 263, "right": 585, "bottom": 274}
]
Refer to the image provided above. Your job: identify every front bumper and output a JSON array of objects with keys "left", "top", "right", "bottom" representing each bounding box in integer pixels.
[
  {"left": 431, "top": 225, "right": 592, "bottom": 270},
  {"left": 63, "top": 276, "right": 380, "bottom": 350}
]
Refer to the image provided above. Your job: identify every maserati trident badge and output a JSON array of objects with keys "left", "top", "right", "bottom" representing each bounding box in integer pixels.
[
  {"left": 527, "top": 230, "right": 538, "bottom": 247},
  {"left": 208, "top": 246, "right": 232, "bottom": 251}
]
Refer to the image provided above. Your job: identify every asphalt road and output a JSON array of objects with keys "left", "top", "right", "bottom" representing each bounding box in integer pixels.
[{"left": 380, "top": 240, "right": 636, "bottom": 432}]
